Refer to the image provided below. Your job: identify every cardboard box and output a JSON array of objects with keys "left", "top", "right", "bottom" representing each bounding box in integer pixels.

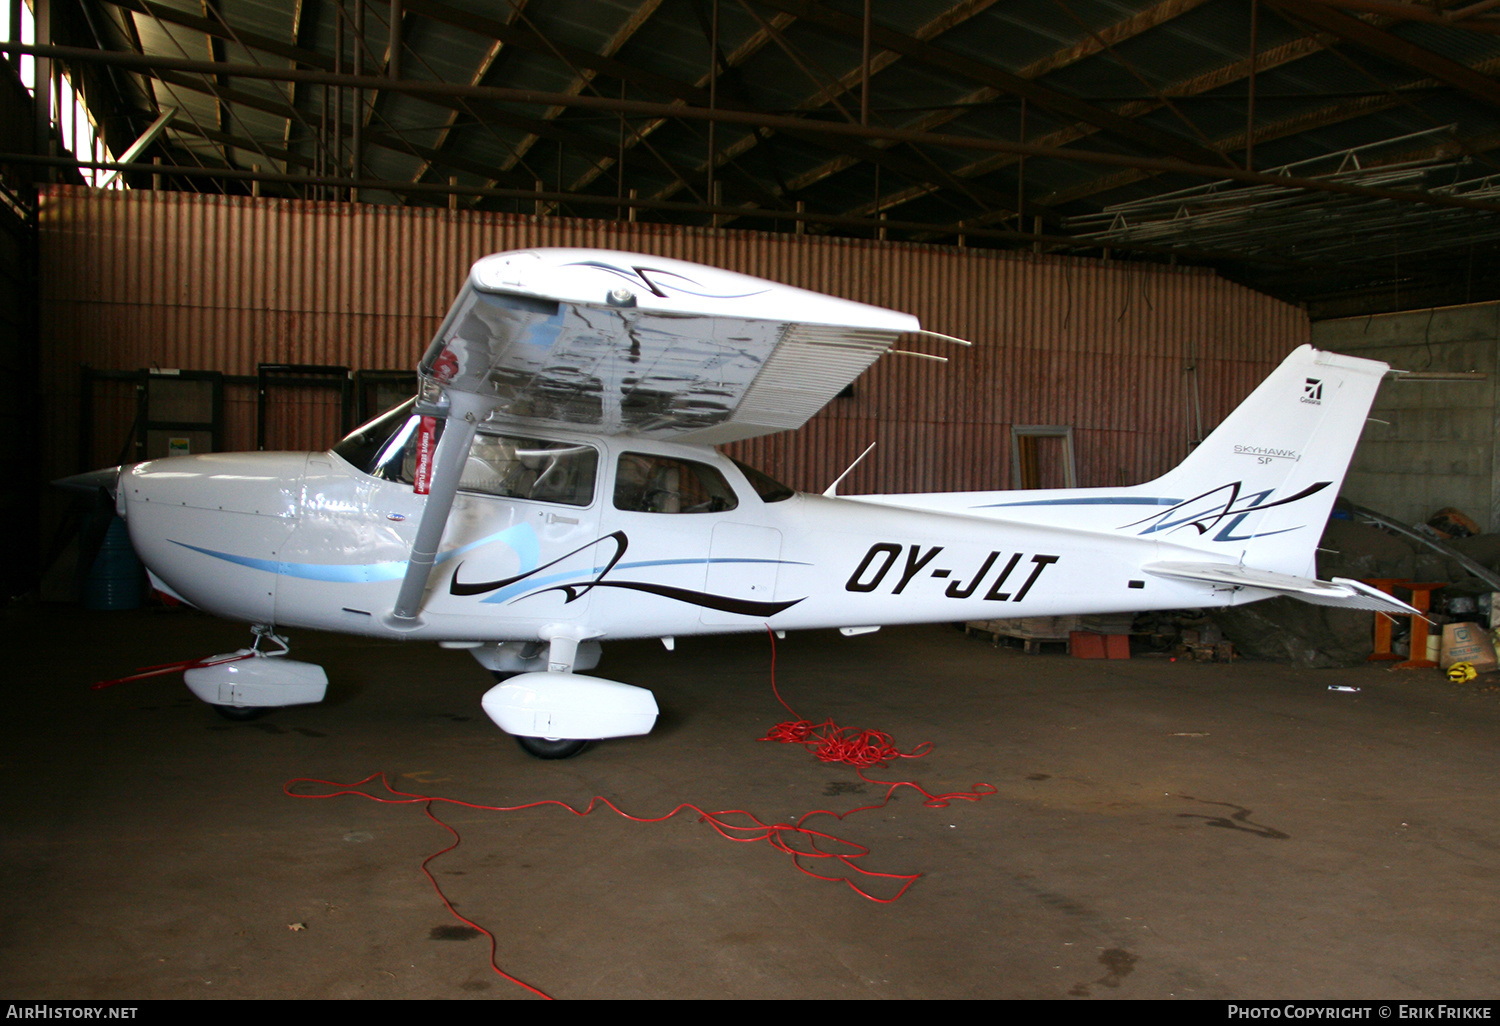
[
  {"left": 1070, "top": 632, "right": 1131, "bottom": 659},
  {"left": 1440, "top": 621, "right": 1497, "bottom": 670}
]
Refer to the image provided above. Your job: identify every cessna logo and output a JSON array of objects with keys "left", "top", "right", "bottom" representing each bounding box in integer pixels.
[{"left": 1301, "top": 378, "right": 1323, "bottom": 404}]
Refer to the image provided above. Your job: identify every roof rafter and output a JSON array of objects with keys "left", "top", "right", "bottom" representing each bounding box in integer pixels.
[
  {"left": 103, "top": 0, "right": 704, "bottom": 205},
  {"left": 18, "top": 39, "right": 1500, "bottom": 216},
  {"left": 399, "top": 0, "right": 777, "bottom": 209},
  {"left": 901, "top": 2, "right": 1464, "bottom": 223},
  {"left": 830, "top": 0, "right": 1500, "bottom": 229},
  {"left": 503, "top": 0, "right": 664, "bottom": 170},
  {"left": 747, "top": 0, "right": 1241, "bottom": 169},
  {"left": 732, "top": 0, "right": 1217, "bottom": 227},
  {"left": 668, "top": 0, "right": 1007, "bottom": 221},
  {"left": 561, "top": 5, "right": 798, "bottom": 205},
  {"left": 141, "top": 68, "right": 543, "bottom": 195},
  {"left": 406, "top": 37, "right": 505, "bottom": 188},
  {"left": 1265, "top": 0, "right": 1500, "bottom": 110},
  {"left": 1277, "top": 0, "right": 1500, "bottom": 32}
]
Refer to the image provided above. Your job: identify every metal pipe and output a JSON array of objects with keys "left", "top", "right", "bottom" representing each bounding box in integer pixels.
[
  {"left": 319, "top": 68, "right": 328, "bottom": 200},
  {"left": 96, "top": 106, "right": 177, "bottom": 188},
  {"left": 389, "top": 0, "right": 401, "bottom": 79},
  {"left": 861, "top": 0, "right": 871, "bottom": 127},
  {"left": 1246, "top": 0, "right": 1258, "bottom": 171},
  {"left": 1016, "top": 97, "right": 1026, "bottom": 229},
  {"left": 353, "top": 0, "right": 364, "bottom": 201},
  {"left": 33, "top": 0, "right": 52, "bottom": 184},
  {"left": 335, "top": 0, "right": 344, "bottom": 199},
  {"left": 707, "top": 0, "right": 717, "bottom": 209}
]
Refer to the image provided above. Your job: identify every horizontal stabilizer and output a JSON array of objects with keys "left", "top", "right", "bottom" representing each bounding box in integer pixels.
[{"left": 1142, "top": 561, "right": 1421, "bottom": 615}]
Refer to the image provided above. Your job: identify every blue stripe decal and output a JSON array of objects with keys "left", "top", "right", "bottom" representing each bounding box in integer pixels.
[
  {"left": 479, "top": 557, "right": 802, "bottom": 604},
  {"left": 978, "top": 496, "right": 1182, "bottom": 508},
  {"left": 170, "top": 522, "right": 541, "bottom": 584}
]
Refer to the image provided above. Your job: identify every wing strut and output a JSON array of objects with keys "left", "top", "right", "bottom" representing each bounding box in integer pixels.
[{"left": 385, "top": 390, "right": 491, "bottom": 630}]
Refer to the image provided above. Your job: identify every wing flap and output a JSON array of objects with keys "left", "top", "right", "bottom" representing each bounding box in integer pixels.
[{"left": 1142, "top": 561, "right": 1421, "bottom": 614}]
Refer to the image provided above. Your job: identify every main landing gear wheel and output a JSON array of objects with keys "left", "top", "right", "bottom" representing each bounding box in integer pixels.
[{"left": 513, "top": 735, "right": 590, "bottom": 760}]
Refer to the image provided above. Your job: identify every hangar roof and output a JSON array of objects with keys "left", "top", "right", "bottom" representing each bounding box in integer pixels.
[{"left": 13, "top": 0, "right": 1500, "bottom": 316}]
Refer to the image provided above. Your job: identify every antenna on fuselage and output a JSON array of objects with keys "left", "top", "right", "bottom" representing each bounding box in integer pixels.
[{"left": 824, "top": 442, "right": 877, "bottom": 498}]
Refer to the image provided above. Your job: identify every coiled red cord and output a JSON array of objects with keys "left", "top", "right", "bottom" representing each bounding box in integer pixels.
[{"left": 759, "top": 627, "right": 932, "bottom": 767}]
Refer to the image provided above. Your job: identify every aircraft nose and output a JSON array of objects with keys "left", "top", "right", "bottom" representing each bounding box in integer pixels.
[
  {"left": 117, "top": 453, "right": 309, "bottom": 622},
  {"left": 120, "top": 453, "right": 306, "bottom": 517}
]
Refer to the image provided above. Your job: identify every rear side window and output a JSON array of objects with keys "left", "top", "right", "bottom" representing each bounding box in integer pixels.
[
  {"left": 613, "top": 453, "right": 738, "bottom": 514},
  {"left": 730, "top": 457, "right": 795, "bottom": 503}
]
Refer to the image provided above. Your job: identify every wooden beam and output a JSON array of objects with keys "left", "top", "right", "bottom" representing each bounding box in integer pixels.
[{"left": 1266, "top": 0, "right": 1500, "bottom": 109}]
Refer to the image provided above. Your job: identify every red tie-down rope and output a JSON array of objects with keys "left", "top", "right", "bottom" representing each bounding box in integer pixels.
[
  {"left": 284, "top": 769, "right": 991, "bottom": 999},
  {"left": 90, "top": 651, "right": 256, "bottom": 690},
  {"left": 284, "top": 629, "right": 997, "bottom": 999}
]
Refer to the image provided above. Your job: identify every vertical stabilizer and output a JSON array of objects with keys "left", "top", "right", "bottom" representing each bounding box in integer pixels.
[{"left": 1123, "top": 345, "right": 1388, "bottom": 575}]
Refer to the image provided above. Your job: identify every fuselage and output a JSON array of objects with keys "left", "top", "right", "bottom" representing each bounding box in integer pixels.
[{"left": 118, "top": 408, "right": 1237, "bottom": 645}]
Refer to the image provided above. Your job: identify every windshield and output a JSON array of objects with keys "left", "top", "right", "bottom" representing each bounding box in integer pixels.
[{"left": 332, "top": 399, "right": 416, "bottom": 478}]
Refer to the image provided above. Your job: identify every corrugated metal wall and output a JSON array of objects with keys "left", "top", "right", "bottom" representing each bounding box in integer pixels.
[{"left": 39, "top": 186, "right": 1308, "bottom": 494}]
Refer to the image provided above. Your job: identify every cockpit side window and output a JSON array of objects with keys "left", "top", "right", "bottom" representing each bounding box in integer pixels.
[
  {"left": 461, "top": 434, "right": 597, "bottom": 507},
  {"left": 332, "top": 401, "right": 598, "bottom": 507},
  {"left": 613, "top": 453, "right": 738, "bottom": 514}
]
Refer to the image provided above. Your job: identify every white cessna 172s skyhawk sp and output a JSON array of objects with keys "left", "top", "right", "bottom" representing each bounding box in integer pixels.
[{"left": 104, "top": 247, "right": 1417, "bottom": 758}]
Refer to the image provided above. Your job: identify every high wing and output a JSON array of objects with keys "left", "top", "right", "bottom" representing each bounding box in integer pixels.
[
  {"left": 390, "top": 248, "right": 919, "bottom": 628},
  {"left": 417, "top": 248, "right": 921, "bottom": 444}
]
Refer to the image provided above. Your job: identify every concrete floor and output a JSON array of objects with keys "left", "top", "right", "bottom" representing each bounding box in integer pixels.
[{"left": 3, "top": 602, "right": 1499, "bottom": 1001}]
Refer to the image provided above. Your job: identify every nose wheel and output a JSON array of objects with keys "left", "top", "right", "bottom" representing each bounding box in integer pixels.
[
  {"left": 513, "top": 735, "right": 590, "bottom": 760},
  {"left": 212, "top": 704, "right": 270, "bottom": 722},
  {"left": 184, "top": 625, "right": 329, "bottom": 717}
]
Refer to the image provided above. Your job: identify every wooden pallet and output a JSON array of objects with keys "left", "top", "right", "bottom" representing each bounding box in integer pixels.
[{"left": 966, "top": 617, "right": 1079, "bottom": 653}]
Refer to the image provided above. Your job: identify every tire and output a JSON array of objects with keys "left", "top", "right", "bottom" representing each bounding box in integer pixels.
[
  {"left": 212, "top": 704, "right": 270, "bottom": 722},
  {"left": 513, "top": 735, "right": 590, "bottom": 759}
]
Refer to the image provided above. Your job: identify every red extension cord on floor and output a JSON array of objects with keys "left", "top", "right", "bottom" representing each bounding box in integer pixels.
[{"left": 285, "top": 631, "right": 996, "bottom": 999}]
